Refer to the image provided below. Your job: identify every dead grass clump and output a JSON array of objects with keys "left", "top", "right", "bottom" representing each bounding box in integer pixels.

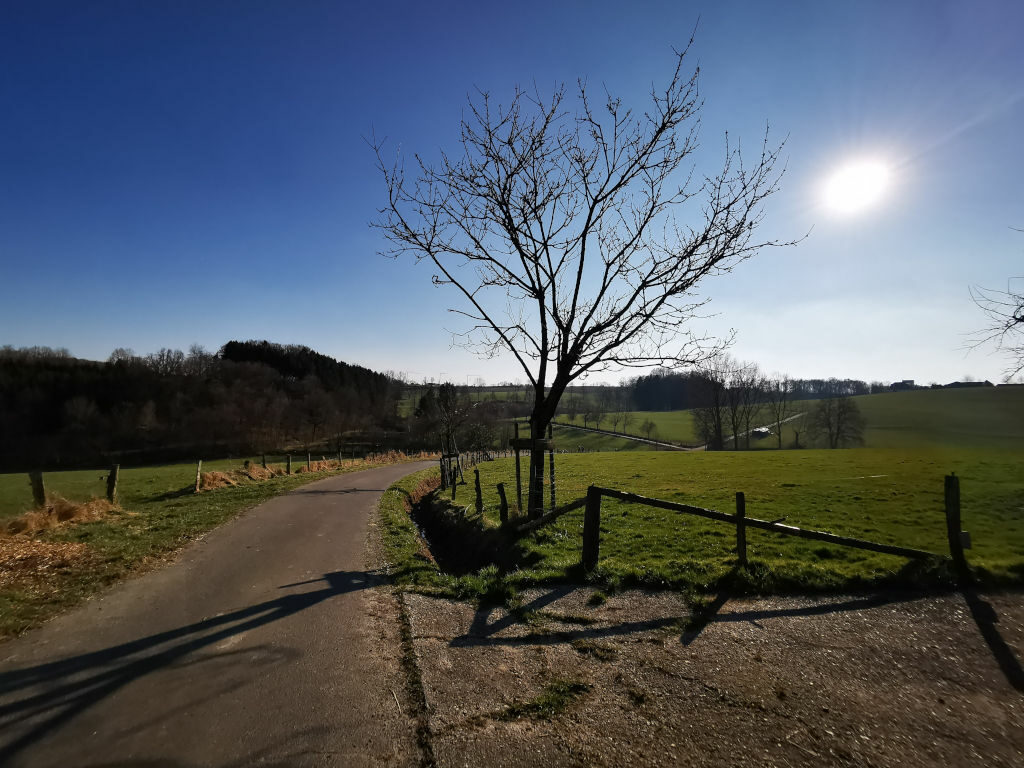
[
  {"left": 199, "top": 471, "right": 239, "bottom": 491},
  {"left": 411, "top": 476, "right": 442, "bottom": 508},
  {"left": 5, "top": 496, "right": 119, "bottom": 536},
  {"left": 198, "top": 450, "right": 436, "bottom": 490},
  {"left": 0, "top": 537, "right": 95, "bottom": 589},
  {"left": 244, "top": 465, "right": 284, "bottom": 481}
]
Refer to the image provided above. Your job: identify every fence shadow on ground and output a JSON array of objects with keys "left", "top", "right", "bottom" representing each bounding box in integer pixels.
[
  {"left": 962, "top": 588, "right": 1024, "bottom": 692},
  {"left": 0, "top": 569, "right": 382, "bottom": 762},
  {"left": 450, "top": 586, "right": 681, "bottom": 648}
]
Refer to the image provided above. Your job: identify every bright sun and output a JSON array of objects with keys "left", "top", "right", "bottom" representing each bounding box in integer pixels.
[{"left": 823, "top": 160, "right": 891, "bottom": 214}]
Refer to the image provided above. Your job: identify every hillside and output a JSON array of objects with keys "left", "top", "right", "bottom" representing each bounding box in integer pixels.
[
  {"left": 555, "top": 386, "right": 1024, "bottom": 452},
  {"left": 0, "top": 342, "right": 403, "bottom": 470},
  {"left": 855, "top": 386, "right": 1024, "bottom": 451}
]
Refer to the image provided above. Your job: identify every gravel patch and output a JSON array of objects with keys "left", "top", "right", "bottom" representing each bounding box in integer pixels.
[{"left": 405, "top": 588, "right": 1024, "bottom": 767}]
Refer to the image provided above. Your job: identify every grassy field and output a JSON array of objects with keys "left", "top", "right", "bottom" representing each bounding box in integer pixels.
[
  {"left": 0, "top": 457, "right": 267, "bottom": 522},
  {"left": 857, "top": 387, "right": 1024, "bottom": 451},
  {"left": 380, "top": 385, "right": 1022, "bottom": 595},
  {"left": 555, "top": 385, "right": 1024, "bottom": 452},
  {"left": 557, "top": 410, "right": 701, "bottom": 445},
  {"left": 463, "top": 444, "right": 1024, "bottom": 592},
  {"left": 551, "top": 425, "right": 654, "bottom": 453}
]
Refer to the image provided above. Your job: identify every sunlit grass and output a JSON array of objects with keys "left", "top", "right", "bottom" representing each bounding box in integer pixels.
[{"left": 467, "top": 447, "right": 1024, "bottom": 591}]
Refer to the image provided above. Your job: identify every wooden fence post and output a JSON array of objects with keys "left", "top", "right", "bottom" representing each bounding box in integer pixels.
[
  {"left": 514, "top": 423, "right": 522, "bottom": 513},
  {"left": 106, "top": 464, "right": 119, "bottom": 504},
  {"left": 474, "top": 468, "right": 483, "bottom": 516},
  {"left": 735, "top": 491, "right": 747, "bottom": 567},
  {"left": 548, "top": 424, "right": 556, "bottom": 513},
  {"left": 29, "top": 471, "right": 46, "bottom": 508},
  {"left": 286, "top": 455, "right": 292, "bottom": 475},
  {"left": 307, "top": 452, "right": 312, "bottom": 471},
  {"left": 261, "top": 453, "right": 267, "bottom": 469},
  {"left": 497, "top": 483, "right": 509, "bottom": 524},
  {"left": 439, "top": 456, "right": 447, "bottom": 489},
  {"left": 450, "top": 469, "right": 457, "bottom": 501},
  {"left": 945, "top": 473, "right": 969, "bottom": 583},
  {"left": 194, "top": 460, "right": 203, "bottom": 493},
  {"left": 582, "top": 485, "right": 602, "bottom": 571}
]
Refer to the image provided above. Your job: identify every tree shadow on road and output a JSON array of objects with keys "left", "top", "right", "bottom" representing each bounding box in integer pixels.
[{"left": 0, "top": 569, "right": 381, "bottom": 762}]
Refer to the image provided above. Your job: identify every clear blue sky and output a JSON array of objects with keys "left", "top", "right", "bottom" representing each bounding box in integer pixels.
[{"left": 2, "top": 0, "right": 1022, "bottom": 384}]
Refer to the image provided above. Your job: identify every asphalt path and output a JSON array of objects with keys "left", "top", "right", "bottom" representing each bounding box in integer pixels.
[{"left": 0, "top": 461, "right": 434, "bottom": 768}]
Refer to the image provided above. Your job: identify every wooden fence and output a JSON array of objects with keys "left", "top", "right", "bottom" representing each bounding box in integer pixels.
[{"left": 516, "top": 474, "right": 971, "bottom": 582}]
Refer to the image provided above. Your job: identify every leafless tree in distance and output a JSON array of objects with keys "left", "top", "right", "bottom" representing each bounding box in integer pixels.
[
  {"left": 692, "top": 353, "right": 732, "bottom": 450},
  {"left": 806, "top": 380, "right": 866, "bottom": 449},
  {"left": 764, "top": 374, "right": 794, "bottom": 449},
  {"left": 724, "top": 361, "right": 763, "bottom": 450},
  {"left": 374, "top": 41, "right": 790, "bottom": 516}
]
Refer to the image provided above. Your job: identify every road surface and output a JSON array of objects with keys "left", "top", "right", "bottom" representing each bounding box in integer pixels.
[{"left": 0, "top": 461, "right": 433, "bottom": 768}]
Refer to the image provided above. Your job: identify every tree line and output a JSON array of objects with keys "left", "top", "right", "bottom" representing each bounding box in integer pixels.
[
  {"left": 545, "top": 363, "right": 868, "bottom": 450},
  {"left": 0, "top": 341, "right": 404, "bottom": 470}
]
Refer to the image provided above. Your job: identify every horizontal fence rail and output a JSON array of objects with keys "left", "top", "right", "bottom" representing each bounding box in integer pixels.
[
  {"left": 593, "top": 487, "right": 938, "bottom": 561},
  {"left": 577, "top": 476, "right": 968, "bottom": 578},
  {"left": 515, "top": 497, "right": 588, "bottom": 534}
]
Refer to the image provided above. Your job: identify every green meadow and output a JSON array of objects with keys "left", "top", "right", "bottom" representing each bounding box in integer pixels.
[
  {"left": 466, "top": 447, "right": 1023, "bottom": 592},
  {"left": 422, "top": 387, "right": 1024, "bottom": 593},
  {"left": 0, "top": 457, "right": 258, "bottom": 522},
  {"left": 551, "top": 424, "right": 653, "bottom": 453},
  {"left": 557, "top": 409, "right": 701, "bottom": 445}
]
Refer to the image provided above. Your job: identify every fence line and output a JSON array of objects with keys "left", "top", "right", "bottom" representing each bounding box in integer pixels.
[{"left": 506, "top": 475, "right": 969, "bottom": 582}]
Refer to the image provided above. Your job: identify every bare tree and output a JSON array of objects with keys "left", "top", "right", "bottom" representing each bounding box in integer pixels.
[
  {"left": 738, "top": 366, "right": 766, "bottom": 449},
  {"left": 621, "top": 409, "right": 635, "bottom": 435},
  {"left": 790, "top": 412, "right": 806, "bottom": 449},
  {"left": 724, "top": 361, "right": 762, "bottom": 450},
  {"left": 375, "top": 43, "right": 788, "bottom": 516},
  {"left": 971, "top": 276, "right": 1023, "bottom": 381},
  {"left": 807, "top": 380, "right": 866, "bottom": 449},
  {"left": 691, "top": 354, "right": 731, "bottom": 450},
  {"left": 764, "top": 374, "right": 794, "bottom": 449}
]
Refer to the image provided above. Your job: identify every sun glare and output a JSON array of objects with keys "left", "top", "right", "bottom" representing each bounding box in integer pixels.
[{"left": 823, "top": 160, "right": 891, "bottom": 215}]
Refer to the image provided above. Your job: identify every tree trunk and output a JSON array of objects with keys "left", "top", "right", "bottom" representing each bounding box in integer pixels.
[{"left": 527, "top": 416, "right": 547, "bottom": 519}]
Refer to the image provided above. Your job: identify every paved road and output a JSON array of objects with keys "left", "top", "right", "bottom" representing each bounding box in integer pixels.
[{"left": 0, "top": 461, "right": 433, "bottom": 768}]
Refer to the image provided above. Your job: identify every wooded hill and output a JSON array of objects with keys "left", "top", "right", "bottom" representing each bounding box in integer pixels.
[{"left": 0, "top": 341, "right": 403, "bottom": 470}]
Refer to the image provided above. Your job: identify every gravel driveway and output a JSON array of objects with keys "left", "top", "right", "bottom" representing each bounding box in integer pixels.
[{"left": 403, "top": 586, "right": 1023, "bottom": 767}]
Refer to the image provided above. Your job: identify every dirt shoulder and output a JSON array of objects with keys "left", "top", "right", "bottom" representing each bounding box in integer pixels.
[{"left": 401, "top": 587, "right": 1023, "bottom": 767}]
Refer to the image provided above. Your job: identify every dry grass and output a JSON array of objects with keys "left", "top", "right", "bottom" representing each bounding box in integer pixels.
[
  {"left": 0, "top": 496, "right": 113, "bottom": 592},
  {"left": 198, "top": 452, "right": 439, "bottom": 490},
  {"left": 243, "top": 464, "right": 286, "bottom": 481},
  {"left": 4, "top": 495, "right": 120, "bottom": 536},
  {"left": 0, "top": 538, "right": 94, "bottom": 590}
]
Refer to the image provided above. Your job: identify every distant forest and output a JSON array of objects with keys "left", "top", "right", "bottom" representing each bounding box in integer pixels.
[
  {"left": 2, "top": 343, "right": 997, "bottom": 470},
  {"left": 0, "top": 341, "right": 404, "bottom": 470}
]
